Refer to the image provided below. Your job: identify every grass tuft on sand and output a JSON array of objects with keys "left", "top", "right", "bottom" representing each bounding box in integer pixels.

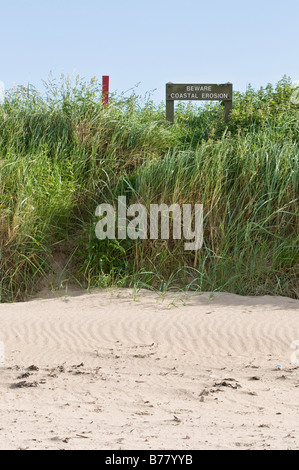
[{"left": 0, "top": 75, "right": 298, "bottom": 302}]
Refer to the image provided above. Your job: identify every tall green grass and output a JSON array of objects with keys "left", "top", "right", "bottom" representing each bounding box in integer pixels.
[{"left": 0, "top": 75, "right": 298, "bottom": 302}]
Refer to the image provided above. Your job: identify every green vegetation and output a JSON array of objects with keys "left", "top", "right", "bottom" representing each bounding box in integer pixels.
[{"left": 0, "top": 75, "right": 298, "bottom": 302}]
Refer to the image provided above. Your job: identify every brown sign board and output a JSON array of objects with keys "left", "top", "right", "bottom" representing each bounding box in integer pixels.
[
  {"left": 166, "top": 83, "right": 233, "bottom": 101},
  {"left": 166, "top": 82, "right": 233, "bottom": 123}
]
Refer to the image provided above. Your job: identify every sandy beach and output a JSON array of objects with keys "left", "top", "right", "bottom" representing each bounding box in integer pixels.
[{"left": 0, "top": 288, "right": 298, "bottom": 450}]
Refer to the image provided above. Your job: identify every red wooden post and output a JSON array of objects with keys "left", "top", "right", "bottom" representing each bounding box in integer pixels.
[{"left": 102, "top": 75, "right": 109, "bottom": 106}]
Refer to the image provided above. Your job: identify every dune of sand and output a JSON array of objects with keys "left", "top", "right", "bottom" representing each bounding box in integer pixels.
[{"left": 0, "top": 289, "right": 298, "bottom": 450}]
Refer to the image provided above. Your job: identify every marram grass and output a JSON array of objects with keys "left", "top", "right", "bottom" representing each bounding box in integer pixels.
[{"left": 0, "top": 75, "right": 298, "bottom": 302}]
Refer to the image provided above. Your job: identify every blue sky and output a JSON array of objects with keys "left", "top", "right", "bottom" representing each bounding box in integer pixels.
[{"left": 0, "top": 0, "right": 298, "bottom": 103}]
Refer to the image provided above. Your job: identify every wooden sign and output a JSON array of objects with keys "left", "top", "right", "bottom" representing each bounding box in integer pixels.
[{"left": 166, "top": 82, "right": 233, "bottom": 123}]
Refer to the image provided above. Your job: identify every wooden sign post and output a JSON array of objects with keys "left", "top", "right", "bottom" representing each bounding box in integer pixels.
[
  {"left": 102, "top": 76, "right": 110, "bottom": 106},
  {"left": 166, "top": 82, "right": 233, "bottom": 123}
]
